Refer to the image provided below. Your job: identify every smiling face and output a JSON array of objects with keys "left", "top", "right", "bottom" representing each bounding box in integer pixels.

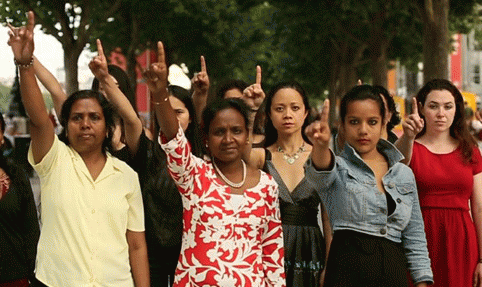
[
  {"left": 421, "top": 89, "right": 456, "bottom": 134},
  {"left": 269, "top": 88, "right": 308, "bottom": 137},
  {"left": 342, "top": 99, "right": 383, "bottom": 159},
  {"left": 207, "top": 108, "right": 248, "bottom": 163},
  {"left": 67, "top": 98, "right": 107, "bottom": 156}
]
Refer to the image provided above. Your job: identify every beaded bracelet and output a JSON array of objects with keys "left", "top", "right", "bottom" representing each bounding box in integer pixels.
[{"left": 14, "top": 57, "right": 34, "bottom": 69}]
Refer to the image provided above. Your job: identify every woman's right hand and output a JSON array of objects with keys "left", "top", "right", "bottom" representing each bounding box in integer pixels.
[
  {"left": 402, "top": 97, "right": 424, "bottom": 140},
  {"left": 305, "top": 99, "right": 331, "bottom": 149},
  {"left": 88, "top": 39, "right": 110, "bottom": 81},
  {"left": 7, "top": 11, "right": 35, "bottom": 64},
  {"left": 143, "top": 41, "right": 168, "bottom": 96}
]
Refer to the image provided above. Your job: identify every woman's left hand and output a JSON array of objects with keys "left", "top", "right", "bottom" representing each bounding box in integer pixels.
[{"left": 474, "top": 262, "right": 482, "bottom": 287}]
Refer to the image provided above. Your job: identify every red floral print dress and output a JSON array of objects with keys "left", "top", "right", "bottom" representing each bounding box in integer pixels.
[{"left": 160, "top": 128, "right": 286, "bottom": 287}]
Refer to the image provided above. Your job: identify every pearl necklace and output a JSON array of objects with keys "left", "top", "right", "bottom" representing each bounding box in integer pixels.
[
  {"left": 277, "top": 142, "right": 306, "bottom": 164},
  {"left": 213, "top": 160, "right": 247, "bottom": 188}
]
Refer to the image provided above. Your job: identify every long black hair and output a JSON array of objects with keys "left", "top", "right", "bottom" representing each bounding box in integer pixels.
[{"left": 264, "top": 81, "right": 313, "bottom": 147}]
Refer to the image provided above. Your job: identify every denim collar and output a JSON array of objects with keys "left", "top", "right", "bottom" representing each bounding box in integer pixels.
[{"left": 340, "top": 138, "right": 405, "bottom": 169}]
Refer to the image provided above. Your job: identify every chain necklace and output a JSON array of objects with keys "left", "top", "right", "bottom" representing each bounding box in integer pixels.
[
  {"left": 277, "top": 142, "right": 306, "bottom": 164},
  {"left": 213, "top": 159, "right": 247, "bottom": 188}
]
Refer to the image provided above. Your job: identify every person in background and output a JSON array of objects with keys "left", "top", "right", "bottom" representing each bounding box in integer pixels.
[
  {"left": 144, "top": 41, "right": 285, "bottom": 286},
  {"left": 305, "top": 85, "right": 433, "bottom": 286},
  {"left": 373, "top": 85, "right": 401, "bottom": 143},
  {"left": 8, "top": 12, "right": 149, "bottom": 286},
  {"left": 396, "top": 79, "right": 482, "bottom": 287},
  {"left": 0, "top": 112, "right": 40, "bottom": 287},
  {"left": 89, "top": 39, "right": 203, "bottom": 286}
]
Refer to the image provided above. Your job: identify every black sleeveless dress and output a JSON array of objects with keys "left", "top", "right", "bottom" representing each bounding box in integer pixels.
[{"left": 264, "top": 150, "right": 326, "bottom": 287}]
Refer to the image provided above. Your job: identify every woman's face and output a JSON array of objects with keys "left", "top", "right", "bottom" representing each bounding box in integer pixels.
[
  {"left": 420, "top": 89, "right": 456, "bottom": 134},
  {"left": 207, "top": 108, "right": 248, "bottom": 163},
  {"left": 67, "top": 98, "right": 107, "bottom": 156},
  {"left": 342, "top": 99, "right": 383, "bottom": 159},
  {"left": 269, "top": 88, "right": 308, "bottom": 137},
  {"left": 169, "top": 96, "right": 191, "bottom": 132}
]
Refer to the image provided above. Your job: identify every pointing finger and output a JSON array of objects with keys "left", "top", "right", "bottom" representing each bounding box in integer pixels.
[
  {"left": 200, "top": 56, "right": 206, "bottom": 73},
  {"left": 256, "top": 65, "right": 262, "bottom": 85},
  {"left": 26, "top": 11, "right": 35, "bottom": 33},
  {"left": 157, "top": 41, "right": 165, "bottom": 66},
  {"left": 320, "top": 99, "right": 330, "bottom": 123},
  {"left": 96, "top": 39, "right": 105, "bottom": 58},
  {"left": 412, "top": 97, "right": 419, "bottom": 115}
]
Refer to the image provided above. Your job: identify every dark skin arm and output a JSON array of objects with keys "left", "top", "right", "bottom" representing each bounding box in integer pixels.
[
  {"left": 8, "top": 11, "right": 54, "bottom": 164},
  {"left": 143, "top": 41, "right": 179, "bottom": 141}
]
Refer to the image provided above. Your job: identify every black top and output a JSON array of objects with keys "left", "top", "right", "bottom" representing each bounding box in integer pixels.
[
  {"left": 128, "top": 131, "right": 183, "bottom": 271},
  {"left": 0, "top": 158, "right": 40, "bottom": 283}
]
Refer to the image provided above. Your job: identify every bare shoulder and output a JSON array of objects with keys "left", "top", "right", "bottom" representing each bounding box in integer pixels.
[{"left": 247, "top": 147, "right": 266, "bottom": 169}]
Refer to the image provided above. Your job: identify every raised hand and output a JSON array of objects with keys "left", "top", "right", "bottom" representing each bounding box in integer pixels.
[
  {"left": 88, "top": 39, "right": 109, "bottom": 80},
  {"left": 305, "top": 99, "right": 331, "bottom": 149},
  {"left": 402, "top": 97, "right": 424, "bottom": 139},
  {"left": 191, "top": 56, "right": 209, "bottom": 94},
  {"left": 243, "top": 65, "right": 265, "bottom": 110},
  {"left": 143, "top": 41, "right": 168, "bottom": 95},
  {"left": 7, "top": 11, "right": 35, "bottom": 64}
]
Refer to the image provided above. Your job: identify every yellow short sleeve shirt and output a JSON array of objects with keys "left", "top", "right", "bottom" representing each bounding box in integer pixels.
[{"left": 28, "top": 135, "right": 144, "bottom": 287}]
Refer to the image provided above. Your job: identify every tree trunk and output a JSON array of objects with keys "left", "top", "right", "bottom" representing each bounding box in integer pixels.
[
  {"left": 369, "top": 36, "right": 389, "bottom": 87},
  {"left": 63, "top": 46, "right": 82, "bottom": 96},
  {"left": 422, "top": 0, "right": 449, "bottom": 83}
]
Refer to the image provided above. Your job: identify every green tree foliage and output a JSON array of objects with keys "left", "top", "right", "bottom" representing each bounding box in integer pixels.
[{"left": 0, "top": 0, "right": 122, "bottom": 95}]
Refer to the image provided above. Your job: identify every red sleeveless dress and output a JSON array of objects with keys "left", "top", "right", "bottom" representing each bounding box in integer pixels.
[{"left": 410, "top": 142, "right": 482, "bottom": 287}]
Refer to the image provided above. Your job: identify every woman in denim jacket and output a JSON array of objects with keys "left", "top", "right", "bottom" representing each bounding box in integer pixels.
[{"left": 304, "top": 85, "right": 433, "bottom": 286}]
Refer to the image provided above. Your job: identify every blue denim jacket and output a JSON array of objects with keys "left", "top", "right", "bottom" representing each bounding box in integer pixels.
[{"left": 305, "top": 139, "right": 433, "bottom": 284}]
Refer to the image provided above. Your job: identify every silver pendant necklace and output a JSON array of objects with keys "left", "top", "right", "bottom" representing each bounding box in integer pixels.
[
  {"left": 213, "top": 159, "right": 247, "bottom": 188},
  {"left": 278, "top": 142, "right": 306, "bottom": 164}
]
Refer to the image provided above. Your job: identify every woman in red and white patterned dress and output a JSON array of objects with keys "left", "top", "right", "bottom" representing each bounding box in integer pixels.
[{"left": 143, "top": 41, "right": 286, "bottom": 287}]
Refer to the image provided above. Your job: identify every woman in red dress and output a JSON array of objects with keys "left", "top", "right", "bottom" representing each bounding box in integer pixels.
[{"left": 397, "top": 79, "right": 482, "bottom": 287}]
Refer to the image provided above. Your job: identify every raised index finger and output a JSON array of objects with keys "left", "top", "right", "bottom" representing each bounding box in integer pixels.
[
  {"left": 412, "top": 97, "right": 419, "bottom": 115},
  {"left": 320, "top": 99, "right": 330, "bottom": 123},
  {"left": 96, "top": 39, "right": 105, "bottom": 58},
  {"left": 200, "top": 56, "right": 207, "bottom": 73},
  {"left": 256, "top": 65, "right": 262, "bottom": 85},
  {"left": 157, "top": 41, "right": 165, "bottom": 66},
  {"left": 26, "top": 11, "right": 35, "bottom": 32}
]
